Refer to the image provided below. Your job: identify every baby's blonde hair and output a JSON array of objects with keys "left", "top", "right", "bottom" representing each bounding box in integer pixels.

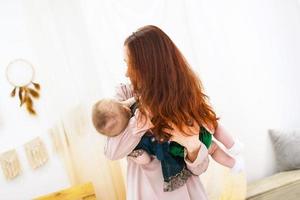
[{"left": 92, "top": 99, "right": 130, "bottom": 136}]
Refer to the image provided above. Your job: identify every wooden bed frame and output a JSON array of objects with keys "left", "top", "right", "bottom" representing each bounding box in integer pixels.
[
  {"left": 33, "top": 182, "right": 96, "bottom": 200},
  {"left": 247, "top": 170, "right": 300, "bottom": 200}
]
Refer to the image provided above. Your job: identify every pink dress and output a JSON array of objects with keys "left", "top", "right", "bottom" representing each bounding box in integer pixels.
[{"left": 104, "top": 84, "right": 209, "bottom": 200}]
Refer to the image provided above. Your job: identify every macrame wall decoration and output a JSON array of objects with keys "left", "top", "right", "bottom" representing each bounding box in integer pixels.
[
  {"left": 0, "top": 149, "right": 22, "bottom": 180},
  {"left": 24, "top": 137, "right": 48, "bottom": 169},
  {"left": 6, "top": 58, "right": 41, "bottom": 115}
]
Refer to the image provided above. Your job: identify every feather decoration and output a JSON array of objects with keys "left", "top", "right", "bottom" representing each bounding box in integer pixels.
[
  {"left": 10, "top": 87, "right": 16, "bottom": 97},
  {"left": 10, "top": 82, "right": 40, "bottom": 115},
  {"left": 28, "top": 88, "right": 39, "bottom": 98},
  {"left": 24, "top": 90, "right": 36, "bottom": 115},
  {"left": 6, "top": 59, "right": 41, "bottom": 116},
  {"left": 19, "top": 87, "right": 24, "bottom": 106},
  {"left": 32, "top": 82, "right": 40, "bottom": 90}
]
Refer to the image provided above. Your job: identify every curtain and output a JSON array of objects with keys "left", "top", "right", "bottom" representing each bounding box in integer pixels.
[
  {"left": 49, "top": 104, "right": 126, "bottom": 199},
  {"left": 23, "top": 0, "right": 127, "bottom": 198}
]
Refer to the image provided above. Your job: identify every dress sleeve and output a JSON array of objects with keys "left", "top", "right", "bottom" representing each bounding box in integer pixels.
[
  {"left": 104, "top": 110, "right": 150, "bottom": 160},
  {"left": 183, "top": 142, "right": 209, "bottom": 176},
  {"left": 114, "top": 83, "right": 134, "bottom": 101},
  {"left": 104, "top": 83, "right": 150, "bottom": 160}
]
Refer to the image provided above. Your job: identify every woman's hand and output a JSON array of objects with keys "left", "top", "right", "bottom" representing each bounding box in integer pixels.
[{"left": 163, "top": 122, "right": 201, "bottom": 162}]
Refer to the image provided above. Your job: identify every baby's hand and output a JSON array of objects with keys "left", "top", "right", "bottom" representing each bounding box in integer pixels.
[{"left": 163, "top": 121, "right": 201, "bottom": 153}]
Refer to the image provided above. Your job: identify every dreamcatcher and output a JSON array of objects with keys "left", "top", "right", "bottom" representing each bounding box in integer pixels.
[{"left": 6, "top": 59, "right": 41, "bottom": 115}]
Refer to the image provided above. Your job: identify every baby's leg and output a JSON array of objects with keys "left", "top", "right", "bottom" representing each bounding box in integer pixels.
[
  {"left": 128, "top": 149, "right": 152, "bottom": 165},
  {"left": 208, "top": 141, "right": 235, "bottom": 168},
  {"left": 213, "top": 124, "right": 234, "bottom": 149}
]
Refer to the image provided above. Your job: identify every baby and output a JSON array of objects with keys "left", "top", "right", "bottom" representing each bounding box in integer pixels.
[
  {"left": 92, "top": 97, "right": 152, "bottom": 164},
  {"left": 92, "top": 97, "right": 244, "bottom": 173}
]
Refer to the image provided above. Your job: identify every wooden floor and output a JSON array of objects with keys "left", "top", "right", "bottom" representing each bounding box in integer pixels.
[{"left": 33, "top": 182, "right": 96, "bottom": 200}]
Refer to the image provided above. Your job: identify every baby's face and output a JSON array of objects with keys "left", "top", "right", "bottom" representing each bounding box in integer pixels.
[{"left": 102, "top": 102, "right": 131, "bottom": 136}]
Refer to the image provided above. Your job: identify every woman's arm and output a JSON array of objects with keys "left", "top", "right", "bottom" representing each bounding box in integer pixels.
[
  {"left": 104, "top": 111, "right": 151, "bottom": 160},
  {"left": 114, "top": 83, "right": 134, "bottom": 101}
]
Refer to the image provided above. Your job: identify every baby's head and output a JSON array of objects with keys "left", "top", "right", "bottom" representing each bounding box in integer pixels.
[{"left": 92, "top": 99, "right": 132, "bottom": 137}]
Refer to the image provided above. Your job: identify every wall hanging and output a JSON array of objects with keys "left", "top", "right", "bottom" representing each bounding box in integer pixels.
[
  {"left": 0, "top": 149, "right": 22, "bottom": 180},
  {"left": 24, "top": 137, "right": 48, "bottom": 169},
  {"left": 6, "top": 58, "right": 41, "bottom": 115}
]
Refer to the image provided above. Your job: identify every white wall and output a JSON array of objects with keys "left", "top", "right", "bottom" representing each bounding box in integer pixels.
[
  {"left": 0, "top": 1, "right": 69, "bottom": 199},
  {"left": 190, "top": 0, "right": 300, "bottom": 182}
]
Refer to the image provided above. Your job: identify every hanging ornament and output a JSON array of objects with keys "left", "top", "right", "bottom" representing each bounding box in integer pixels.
[
  {"left": 6, "top": 58, "right": 41, "bottom": 115},
  {"left": 24, "top": 137, "right": 48, "bottom": 169},
  {"left": 0, "top": 149, "right": 22, "bottom": 180}
]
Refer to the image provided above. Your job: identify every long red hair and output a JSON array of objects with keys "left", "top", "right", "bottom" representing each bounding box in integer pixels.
[{"left": 124, "top": 25, "right": 218, "bottom": 142}]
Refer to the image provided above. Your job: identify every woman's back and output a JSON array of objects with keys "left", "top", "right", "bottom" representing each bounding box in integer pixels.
[{"left": 104, "top": 84, "right": 210, "bottom": 200}]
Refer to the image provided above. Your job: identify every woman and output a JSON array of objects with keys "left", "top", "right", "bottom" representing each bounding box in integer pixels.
[{"left": 105, "top": 25, "right": 220, "bottom": 200}]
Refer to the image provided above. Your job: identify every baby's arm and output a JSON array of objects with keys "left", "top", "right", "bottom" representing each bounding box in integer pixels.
[
  {"left": 213, "top": 123, "right": 235, "bottom": 149},
  {"left": 128, "top": 149, "right": 152, "bottom": 165},
  {"left": 209, "top": 141, "right": 245, "bottom": 173},
  {"left": 213, "top": 123, "right": 244, "bottom": 155},
  {"left": 208, "top": 141, "right": 235, "bottom": 168}
]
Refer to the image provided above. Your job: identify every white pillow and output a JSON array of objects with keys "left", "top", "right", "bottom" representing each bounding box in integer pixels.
[{"left": 269, "top": 129, "right": 300, "bottom": 171}]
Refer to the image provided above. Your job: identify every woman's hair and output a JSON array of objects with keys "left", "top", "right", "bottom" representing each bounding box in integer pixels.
[{"left": 124, "top": 25, "right": 218, "bottom": 142}]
